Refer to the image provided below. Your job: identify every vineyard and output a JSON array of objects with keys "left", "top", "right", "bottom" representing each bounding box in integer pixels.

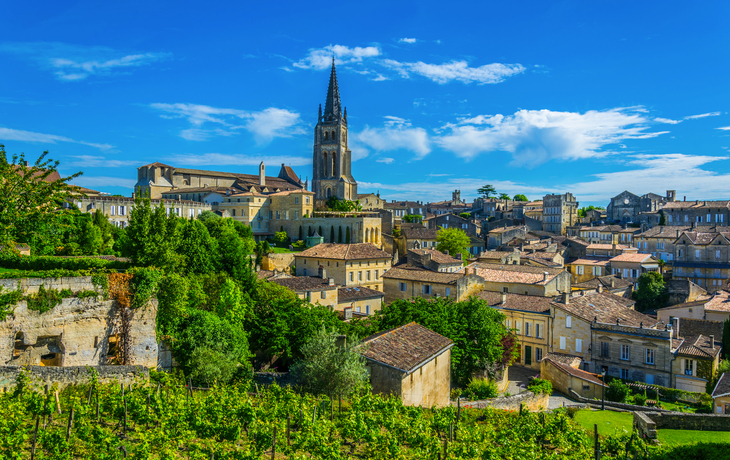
[{"left": 0, "top": 371, "right": 723, "bottom": 460}]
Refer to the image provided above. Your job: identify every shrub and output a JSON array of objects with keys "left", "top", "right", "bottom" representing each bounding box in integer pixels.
[
  {"left": 450, "top": 388, "right": 462, "bottom": 401},
  {"left": 26, "top": 285, "right": 63, "bottom": 313},
  {"left": 464, "top": 378, "right": 498, "bottom": 400},
  {"left": 695, "top": 403, "right": 713, "bottom": 414},
  {"left": 634, "top": 391, "right": 647, "bottom": 406},
  {"left": 606, "top": 379, "right": 631, "bottom": 403},
  {"left": 188, "top": 347, "right": 238, "bottom": 386},
  {"left": 566, "top": 406, "right": 580, "bottom": 419},
  {"left": 527, "top": 377, "right": 553, "bottom": 395},
  {"left": 76, "top": 289, "right": 100, "bottom": 299},
  {"left": 0, "top": 252, "right": 131, "bottom": 271}
]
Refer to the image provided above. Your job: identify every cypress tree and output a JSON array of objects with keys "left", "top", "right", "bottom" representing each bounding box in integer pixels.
[
  {"left": 299, "top": 226, "right": 303, "bottom": 241},
  {"left": 723, "top": 318, "right": 730, "bottom": 360},
  {"left": 346, "top": 226, "right": 351, "bottom": 244},
  {"left": 338, "top": 226, "right": 343, "bottom": 243}
]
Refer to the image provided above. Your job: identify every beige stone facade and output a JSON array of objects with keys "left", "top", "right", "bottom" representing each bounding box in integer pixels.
[
  {"left": 541, "top": 358, "right": 606, "bottom": 399},
  {"left": 337, "top": 286, "right": 384, "bottom": 316},
  {"left": 295, "top": 244, "right": 391, "bottom": 291},
  {"left": 382, "top": 267, "right": 484, "bottom": 304},
  {"left": 463, "top": 263, "right": 571, "bottom": 297},
  {"left": 357, "top": 193, "right": 385, "bottom": 210},
  {"left": 673, "top": 229, "right": 730, "bottom": 292},
  {"left": 72, "top": 195, "right": 212, "bottom": 228}
]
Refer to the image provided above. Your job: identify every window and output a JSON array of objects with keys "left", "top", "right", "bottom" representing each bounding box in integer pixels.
[
  {"left": 695, "top": 249, "right": 701, "bottom": 258},
  {"left": 321, "top": 291, "right": 326, "bottom": 299},
  {"left": 276, "top": 211, "right": 280, "bottom": 219},
  {"left": 306, "top": 197, "right": 310, "bottom": 204},
  {"left": 717, "top": 250, "right": 721, "bottom": 259},
  {"left": 576, "top": 339, "right": 582, "bottom": 353},
  {"left": 375, "top": 270, "right": 379, "bottom": 280},
  {"left": 110, "top": 205, "right": 116, "bottom": 216},
  {"left": 399, "top": 282, "right": 407, "bottom": 291},
  {"left": 515, "top": 321, "right": 521, "bottom": 334},
  {"left": 303, "top": 269, "right": 307, "bottom": 276},
  {"left": 684, "top": 359, "right": 694, "bottom": 376},
  {"left": 350, "top": 272, "right": 354, "bottom": 282},
  {"left": 358, "top": 271, "right": 362, "bottom": 281},
  {"left": 620, "top": 369, "right": 629, "bottom": 380},
  {"left": 295, "top": 197, "right": 299, "bottom": 204},
  {"left": 576, "top": 265, "right": 584, "bottom": 275},
  {"left": 566, "top": 316, "right": 572, "bottom": 328},
  {"left": 621, "top": 344, "right": 630, "bottom": 360},
  {"left": 423, "top": 285, "right": 432, "bottom": 295},
  {"left": 366, "top": 305, "right": 370, "bottom": 315},
  {"left": 445, "top": 287, "right": 451, "bottom": 296},
  {"left": 506, "top": 319, "right": 511, "bottom": 328},
  {"left": 119, "top": 205, "right": 126, "bottom": 216},
  {"left": 503, "top": 287, "right": 509, "bottom": 293},
  {"left": 600, "top": 342, "right": 610, "bottom": 358},
  {"left": 536, "top": 323, "right": 542, "bottom": 338},
  {"left": 708, "top": 214, "right": 712, "bottom": 222},
  {"left": 295, "top": 211, "right": 299, "bottom": 220},
  {"left": 646, "top": 348, "right": 655, "bottom": 365},
  {"left": 559, "top": 336, "right": 566, "bottom": 350},
  {"left": 536, "top": 348, "right": 543, "bottom": 361},
  {"left": 525, "top": 322, "right": 531, "bottom": 337},
  {"left": 367, "top": 271, "right": 371, "bottom": 281},
  {"left": 356, "top": 306, "right": 361, "bottom": 312}
]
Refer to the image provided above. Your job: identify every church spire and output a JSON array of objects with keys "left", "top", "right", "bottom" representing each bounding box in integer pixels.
[{"left": 323, "top": 57, "right": 341, "bottom": 120}]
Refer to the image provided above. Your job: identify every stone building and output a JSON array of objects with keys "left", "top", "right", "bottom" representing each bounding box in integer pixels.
[
  {"left": 477, "top": 250, "right": 521, "bottom": 266},
  {"left": 606, "top": 190, "right": 674, "bottom": 224},
  {"left": 312, "top": 59, "right": 357, "bottom": 202},
  {"left": 427, "top": 191, "right": 471, "bottom": 216},
  {"left": 461, "top": 263, "right": 570, "bottom": 297},
  {"left": 634, "top": 225, "right": 694, "bottom": 264},
  {"left": 478, "top": 291, "right": 552, "bottom": 369},
  {"left": 269, "top": 273, "right": 339, "bottom": 310},
  {"left": 572, "top": 275, "right": 634, "bottom": 298},
  {"left": 396, "top": 228, "right": 438, "bottom": 256},
  {"left": 295, "top": 243, "right": 391, "bottom": 291},
  {"left": 567, "top": 257, "right": 610, "bottom": 284},
  {"left": 384, "top": 200, "right": 427, "bottom": 219},
  {"left": 578, "top": 225, "right": 640, "bottom": 245},
  {"left": 542, "top": 193, "right": 578, "bottom": 235},
  {"left": 608, "top": 253, "right": 660, "bottom": 281},
  {"left": 672, "top": 229, "right": 730, "bottom": 291},
  {"left": 407, "top": 248, "right": 464, "bottom": 273},
  {"left": 382, "top": 266, "right": 484, "bottom": 304},
  {"left": 72, "top": 195, "right": 212, "bottom": 228},
  {"left": 712, "top": 372, "right": 730, "bottom": 414},
  {"left": 337, "top": 286, "right": 384, "bottom": 317},
  {"left": 359, "top": 322, "right": 453, "bottom": 407},
  {"left": 673, "top": 334, "right": 722, "bottom": 393},
  {"left": 662, "top": 200, "right": 730, "bottom": 227},
  {"left": 540, "top": 357, "right": 606, "bottom": 400},
  {"left": 656, "top": 290, "right": 730, "bottom": 323},
  {"left": 424, "top": 213, "right": 480, "bottom": 237},
  {"left": 356, "top": 193, "right": 385, "bottom": 210},
  {"left": 487, "top": 225, "right": 528, "bottom": 249}
]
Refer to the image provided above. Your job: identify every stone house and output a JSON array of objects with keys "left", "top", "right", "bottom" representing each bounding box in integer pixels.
[
  {"left": 711, "top": 372, "right": 730, "bottom": 414},
  {"left": 407, "top": 248, "right": 463, "bottom": 273},
  {"left": 160, "top": 186, "right": 228, "bottom": 206},
  {"left": 551, "top": 291, "right": 674, "bottom": 386},
  {"left": 467, "top": 235, "right": 486, "bottom": 257},
  {"left": 487, "top": 226, "right": 528, "bottom": 249},
  {"left": 479, "top": 198, "right": 514, "bottom": 220},
  {"left": 295, "top": 243, "right": 392, "bottom": 291},
  {"left": 269, "top": 272, "right": 339, "bottom": 310},
  {"left": 634, "top": 225, "right": 693, "bottom": 264},
  {"left": 666, "top": 279, "right": 707, "bottom": 305},
  {"left": 72, "top": 195, "right": 212, "bottom": 228},
  {"left": 586, "top": 243, "right": 637, "bottom": 258},
  {"left": 673, "top": 334, "right": 722, "bottom": 393},
  {"left": 608, "top": 253, "right": 660, "bottom": 281},
  {"left": 578, "top": 225, "right": 640, "bottom": 245},
  {"left": 384, "top": 200, "right": 427, "bottom": 219},
  {"left": 520, "top": 251, "right": 564, "bottom": 268},
  {"left": 567, "top": 258, "right": 610, "bottom": 284},
  {"left": 424, "top": 213, "right": 480, "bottom": 237},
  {"left": 662, "top": 200, "right": 730, "bottom": 227},
  {"left": 656, "top": 291, "right": 730, "bottom": 323},
  {"left": 461, "top": 263, "right": 570, "bottom": 297},
  {"left": 382, "top": 266, "right": 484, "bottom": 304},
  {"left": 356, "top": 193, "right": 385, "bottom": 210},
  {"left": 396, "top": 228, "right": 439, "bottom": 255},
  {"left": 572, "top": 275, "right": 634, "bottom": 298},
  {"left": 542, "top": 193, "right": 578, "bottom": 235},
  {"left": 673, "top": 229, "right": 730, "bottom": 292},
  {"left": 582, "top": 208, "right": 606, "bottom": 224},
  {"left": 606, "top": 190, "right": 673, "bottom": 224},
  {"left": 477, "top": 250, "right": 521, "bottom": 265},
  {"left": 337, "top": 286, "right": 384, "bottom": 317},
  {"left": 540, "top": 356, "right": 606, "bottom": 400},
  {"left": 359, "top": 322, "right": 453, "bottom": 407},
  {"left": 478, "top": 291, "right": 552, "bottom": 369}
]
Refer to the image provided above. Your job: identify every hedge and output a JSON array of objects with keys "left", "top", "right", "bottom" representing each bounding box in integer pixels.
[{"left": 0, "top": 253, "right": 132, "bottom": 272}]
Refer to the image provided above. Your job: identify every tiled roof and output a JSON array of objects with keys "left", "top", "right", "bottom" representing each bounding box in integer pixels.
[
  {"left": 477, "top": 291, "right": 553, "bottom": 313},
  {"left": 703, "top": 290, "right": 730, "bottom": 312},
  {"left": 712, "top": 372, "right": 730, "bottom": 398},
  {"left": 478, "top": 251, "right": 517, "bottom": 259},
  {"left": 461, "top": 263, "right": 565, "bottom": 285},
  {"left": 609, "top": 253, "right": 656, "bottom": 263},
  {"left": 676, "top": 334, "right": 721, "bottom": 359},
  {"left": 270, "top": 276, "right": 337, "bottom": 292},
  {"left": 543, "top": 358, "right": 606, "bottom": 387},
  {"left": 573, "top": 275, "right": 633, "bottom": 290},
  {"left": 140, "top": 161, "right": 174, "bottom": 168},
  {"left": 568, "top": 258, "right": 610, "bottom": 266},
  {"left": 360, "top": 322, "right": 453, "bottom": 373},
  {"left": 13, "top": 165, "right": 63, "bottom": 183},
  {"left": 676, "top": 318, "right": 724, "bottom": 340},
  {"left": 162, "top": 186, "right": 230, "bottom": 194},
  {"left": 563, "top": 238, "right": 590, "bottom": 248},
  {"left": 279, "top": 165, "right": 301, "bottom": 184},
  {"left": 382, "top": 266, "right": 463, "bottom": 284},
  {"left": 543, "top": 352, "right": 583, "bottom": 367},
  {"left": 402, "top": 228, "right": 439, "bottom": 240},
  {"left": 664, "top": 200, "right": 730, "bottom": 209},
  {"left": 257, "top": 270, "right": 275, "bottom": 280},
  {"left": 586, "top": 244, "right": 634, "bottom": 250},
  {"left": 408, "top": 248, "right": 462, "bottom": 264},
  {"left": 636, "top": 226, "right": 693, "bottom": 238},
  {"left": 296, "top": 243, "right": 390, "bottom": 260},
  {"left": 489, "top": 225, "right": 525, "bottom": 234},
  {"left": 552, "top": 292, "right": 651, "bottom": 327},
  {"left": 338, "top": 286, "right": 384, "bottom": 302},
  {"left": 679, "top": 231, "right": 730, "bottom": 245},
  {"left": 384, "top": 200, "right": 422, "bottom": 209}
]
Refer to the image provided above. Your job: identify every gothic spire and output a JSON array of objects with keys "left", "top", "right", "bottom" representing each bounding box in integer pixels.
[{"left": 323, "top": 57, "right": 341, "bottom": 120}]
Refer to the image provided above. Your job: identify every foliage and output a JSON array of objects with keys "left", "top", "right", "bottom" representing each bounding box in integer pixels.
[
  {"left": 436, "top": 227, "right": 471, "bottom": 260},
  {"left": 0, "top": 145, "right": 83, "bottom": 254},
  {"left": 634, "top": 390, "right": 648, "bottom": 406},
  {"left": 392, "top": 227, "right": 401, "bottom": 238},
  {"left": 188, "top": 346, "right": 239, "bottom": 386},
  {"left": 197, "top": 210, "right": 221, "bottom": 222},
  {"left": 0, "top": 252, "right": 131, "bottom": 271},
  {"left": 78, "top": 220, "right": 104, "bottom": 255},
  {"left": 498, "top": 193, "right": 511, "bottom": 200},
  {"left": 633, "top": 272, "right": 668, "bottom": 311},
  {"left": 402, "top": 214, "right": 422, "bottom": 223},
  {"left": 178, "top": 219, "right": 219, "bottom": 274},
  {"left": 25, "top": 285, "right": 63, "bottom": 313},
  {"left": 291, "top": 327, "right": 368, "bottom": 398},
  {"left": 326, "top": 196, "right": 362, "bottom": 212},
  {"left": 659, "top": 210, "right": 667, "bottom": 226},
  {"left": 606, "top": 379, "right": 631, "bottom": 403},
  {"left": 477, "top": 184, "right": 497, "bottom": 199},
  {"left": 375, "top": 297, "right": 510, "bottom": 385},
  {"left": 273, "top": 231, "right": 289, "bottom": 245},
  {"left": 577, "top": 205, "right": 606, "bottom": 218},
  {"left": 128, "top": 266, "right": 164, "bottom": 308},
  {"left": 527, "top": 377, "right": 553, "bottom": 395},
  {"left": 450, "top": 388, "right": 462, "bottom": 400},
  {"left": 0, "top": 285, "right": 23, "bottom": 321},
  {"left": 463, "top": 378, "right": 498, "bottom": 400},
  {"left": 724, "top": 318, "right": 730, "bottom": 360},
  {"left": 513, "top": 194, "right": 529, "bottom": 201},
  {"left": 459, "top": 212, "right": 471, "bottom": 219},
  {"left": 122, "top": 195, "right": 185, "bottom": 270}
]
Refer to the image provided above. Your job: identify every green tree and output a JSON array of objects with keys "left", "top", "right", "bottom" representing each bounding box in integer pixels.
[
  {"left": 198, "top": 210, "right": 221, "bottom": 223},
  {"left": 216, "top": 278, "right": 248, "bottom": 326},
  {"left": 92, "top": 209, "right": 115, "bottom": 254},
  {"left": 178, "top": 219, "right": 219, "bottom": 274},
  {"left": 123, "top": 196, "right": 184, "bottom": 270},
  {"left": 273, "top": 231, "right": 288, "bottom": 245},
  {"left": 498, "top": 193, "right": 511, "bottom": 200},
  {"left": 723, "top": 317, "right": 730, "bottom": 360},
  {"left": 633, "top": 272, "right": 668, "bottom": 312},
  {"left": 659, "top": 211, "right": 667, "bottom": 226},
  {"left": 291, "top": 327, "right": 368, "bottom": 398},
  {"left": 79, "top": 220, "right": 103, "bottom": 255},
  {"left": 577, "top": 205, "right": 606, "bottom": 218},
  {"left": 436, "top": 227, "right": 470, "bottom": 260},
  {"left": 402, "top": 214, "right": 423, "bottom": 223},
  {"left": 345, "top": 226, "right": 351, "bottom": 243},
  {"left": 217, "top": 224, "right": 254, "bottom": 279},
  {"left": 326, "top": 196, "right": 362, "bottom": 212},
  {"left": 477, "top": 184, "right": 497, "bottom": 199},
  {"left": 513, "top": 194, "right": 528, "bottom": 202},
  {"left": 0, "top": 146, "right": 83, "bottom": 253},
  {"left": 459, "top": 212, "right": 471, "bottom": 219}
]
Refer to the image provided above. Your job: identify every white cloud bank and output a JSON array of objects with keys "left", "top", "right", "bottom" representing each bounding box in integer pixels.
[
  {"left": 654, "top": 111, "right": 722, "bottom": 125},
  {"left": 165, "top": 152, "right": 311, "bottom": 168},
  {"left": 399, "top": 38, "right": 417, "bottom": 44},
  {"left": 352, "top": 116, "right": 431, "bottom": 161},
  {"left": 293, "top": 44, "right": 381, "bottom": 70},
  {"left": 0, "top": 127, "right": 113, "bottom": 150},
  {"left": 150, "top": 103, "right": 302, "bottom": 143}
]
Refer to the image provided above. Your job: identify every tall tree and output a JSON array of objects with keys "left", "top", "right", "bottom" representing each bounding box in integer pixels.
[
  {"left": 178, "top": 219, "right": 219, "bottom": 274},
  {"left": 634, "top": 272, "right": 668, "bottom": 312},
  {"left": 513, "top": 194, "right": 529, "bottom": 202},
  {"left": 498, "top": 193, "right": 511, "bottom": 200},
  {"left": 723, "top": 317, "right": 730, "bottom": 360},
  {"left": 477, "top": 184, "right": 497, "bottom": 199},
  {"left": 436, "top": 227, "right": 471, "bottom": 260},
  {"left": 0, "top": 146, "right": 82, "bottom": 253}
]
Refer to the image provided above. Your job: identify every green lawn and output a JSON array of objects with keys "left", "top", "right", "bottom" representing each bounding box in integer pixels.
[
  {"left": 573, "top": 410, "right": 633, "bottom": 437},
  {"left": 658, "top": 429, "right": 730, "bottom": 445},
  {"left": 269, "top": 247, "right": 303, "bottom": 253}
]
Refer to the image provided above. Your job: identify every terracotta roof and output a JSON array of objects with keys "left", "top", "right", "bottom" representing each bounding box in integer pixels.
[
  {"left": 461, "top": 263, "right": 565, "bottom": 285},
  {"left": 140, "top": 161, "right": 174, "bottom": 168},
  {"left": 678, "top": 231, "right": 730, "bottom": 245},
  {"left": 360, "top": 322, "right": 453, "bottom": 373},
  {"left": 478, "top": 251, "right": 517, "bottom": 259},
  {"left": 543, "top": 352, "right": 583, "bottom": 368},
  {"left": 338, "top": 286, "right": 384, "bottom": 302},
  {"left": 296, "top": 243, "right": 390, "bottom": 260},
  {"left": 703, "top": 291, "right": 730, "bottom": 312},
  {"left": 569, "top": 258, "right": 610, "bottom": 267},
  {"left": 552, "top": 292, "right": 653, "bottom": 327},
  {"left": 278, "top": 165, "right": 301, "bottom": 184},
  {"left": 256, "top": 270, "right": 276, "bottom": 280},
  {"left": 384, "top": 200, "right": 422, "bottom": 209},
  {"left": 402, "top": 228, "right": 439, "bottom": 240},
  {"left": 162, "top": 186, "right": 229, "bottom": 194},
  {"left": 712, "top": 372, "right": 730, "bottom": 398},
  {"left": 573, "top": 275, "right": 633, "bottom": 290},
  {"left": 636, "top": 226, "right": 693, "bottom": 238},
  {"left": 675, "top": 318, "right": 724, "bottom": 340},
  {"left": 543, "top": 358, "right": 606, "bottom": 387},
  {"left": 489, "top": 225, "right": 526, "bottom": 234},
  {"left": 408, "top": 248, "right": 462, "bottom": 265},
  {"left": 270, "top": 276, "right": 337, "bottom": 292},
  {"left": 676, "top": 334, "right": 721, "bottom": 359},
  {"left": 663, "top": 200, "right": 730, "bottom": 209},
  {"left": 382, "top": 266, "right": 463, "bottom": 284},
  {"left": 477, "top": 291, "right": 552, "bottom": 313},
  {"left": 13, "top": 165, "right": 63, "bottom": 183},
  {"left": 587, "top": 244, "right": 634, "bottom": 250},
  {"left": 609, "top": 253, "right": 657, "bottom": 263}
]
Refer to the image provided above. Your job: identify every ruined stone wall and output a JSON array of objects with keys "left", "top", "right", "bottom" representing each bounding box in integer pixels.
[
  {"left": 0, "top": 365, "right": 148, "bottom": 391},
  {"left": 0, "top": 276, "right": 97, "bottom": 295},
  {"left": 261, "top": 253, "right": 296, "bottom": 273},
  {"left": 460, "top": 390, "right": 549, "bottom": 412},
  {"left": 634, "top": 411, "right": 730, "bottom": 439}
]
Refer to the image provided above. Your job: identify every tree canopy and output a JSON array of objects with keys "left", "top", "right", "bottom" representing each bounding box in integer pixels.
[
  {"left": 633, "top": 272, "right": 668, "bottom": 312},
  {"left": 477, "top": 184, "right": 497, "bottom": 199},
  {"left": 326, "top": 196, "right": 362, "bottom": 212},
  {"left": 436, "top": 227, "right": 470, "bottom": 260},
  {"left": 513, "top": 194, "right": 529, "bottom": 202},
  {"left": 498, "top": 193, "right": 511, "bottom": 200},
  {"left": 402, "top": 214, "right": 423, "bottom": 223}
]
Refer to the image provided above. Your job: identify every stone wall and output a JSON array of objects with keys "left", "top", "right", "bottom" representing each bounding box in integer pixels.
[
  {"left": 569, "top": 389, "right": 670, "bottom": 413},
  {"left": 634, "top": 411, "right": 730, "bottom": 439},
  {"left": 0, "top": 365, "right": 148, "bottom": 391},
  {"left": 0, "top": 276, "right": 97, "bottom": 295},
  {"left": 261, "top": 253, "right": 296, "bottom": 273},
  {"left": 460, "top": 390, "right": 549, "bottom": 412}
]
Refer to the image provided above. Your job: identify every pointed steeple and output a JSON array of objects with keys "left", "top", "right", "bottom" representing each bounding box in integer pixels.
[{"left": 323, "top": 57, "right": 341, "bottom": 120}]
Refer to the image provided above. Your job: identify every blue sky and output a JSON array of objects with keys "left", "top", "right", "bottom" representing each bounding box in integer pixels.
[{"left": 1, "top": 1, "right": 729, "bottom": 206}]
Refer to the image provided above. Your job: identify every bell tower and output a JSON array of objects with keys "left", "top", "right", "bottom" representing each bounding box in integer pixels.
[{"left": 312, "top": 58, "right": 357, "bottom": 204}]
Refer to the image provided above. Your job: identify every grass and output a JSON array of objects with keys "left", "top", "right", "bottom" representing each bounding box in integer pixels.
[
  {"left": 655, "top": 400, "right": 697, "bottom": 413},
  {"left": 573, "top": 409, "right": 633, "bottom": 437},
  {"left": 269, "top": 247, "right": 303, "bottom": 253},
  {"left": 658, "top": 429, "right": 730, "bottom": 445}
]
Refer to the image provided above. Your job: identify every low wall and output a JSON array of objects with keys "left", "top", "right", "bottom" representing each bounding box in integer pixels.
[
  {"left": 0, "top": 276, "right": 97, "bottom": 294},
  {"left": 460, "top": 390, "right": 549, "bottom": 412},
  {"left": 261, "top": 253, "right": 295, "bottom": 273},
  {"left": 0, "top": 365, "right": 149, "bottom": 391},
  {"left": 569, "top": 389, "right": 670, "bottom": 413},
  {"left": 634, "top": 411, "right": 730, "bottom": 439}
]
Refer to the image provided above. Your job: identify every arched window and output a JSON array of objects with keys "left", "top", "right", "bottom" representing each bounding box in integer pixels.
[
  {"left": 324, "top": 131, "right": 329, "bottom": 140},
  {"left": 323, "top": 152, "right": 329, "bottom": 176},
  {"left": 326, "top": 188, "right": 332, "bottom": 198},
  {"left": 331, "top": 154, "right": 336, "bottom": 177},
  {"left": 232, "top": 209, "right": 236, "bottom": 217},
  {"left": 365, "top": 228, "right": 370, "bottom": 242},
  {"left": 332, "top": 130, "right": 336, "bottom": 140}
]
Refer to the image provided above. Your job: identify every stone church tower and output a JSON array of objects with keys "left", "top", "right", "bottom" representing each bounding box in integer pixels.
[{"left": 312, "top": 59, "right": 357, "bottom": 202}]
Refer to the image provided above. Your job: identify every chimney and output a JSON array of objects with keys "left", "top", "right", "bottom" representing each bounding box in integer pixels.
[
  {"left": 259, "top": 161, "right": 266, "bottom": 186},
  {"left": 23, "top": 160, "right": 29, "bottom": 167},
  {"left": 444, "top": 250, "right": 449, "bottom": 255},
  {"left": 318, "top": 265, "right": 326, "bottom": 279},
  {"left": 328, "top": 277, "right": 335, "bottom": 286},
  {"left": 684, "top": 196, "right": 686, "bottom": 201},
  {"left": 543, "top": 271, "right": 549, "bottom": 282},
  {"left": 674, "top": 317, "right": 680, "bottom": 338},
  {"left": 562, "top": 292, "right": 570, "bottom": 305},
  {"left": 597, "top": 285, "right": 603, "bottom": 293},
  {"left": 711, "top": 335, "right": 715, "bottom": 350},
  {"left": 456, "top": 253, "right": 462, "bottom": 260},
  {"left": 501, "top": 292, "right": 507, "bottom": 304},
  {"left": 611, "top": 279, "right": 615, "bottom": 288}
]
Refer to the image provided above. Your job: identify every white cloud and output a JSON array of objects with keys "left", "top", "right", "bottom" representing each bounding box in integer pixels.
[
  {"left": 150, "top": 103, "right": 302, "bottom": 143},
  {"left": 435, "top": 107, "right": 667, "bottom": 166},
  {"left": 0, "top": 127, "right": 113, "bottom": 150},
  {"left": 380, "top": 59, "right": 525, "bottom": 84},
  {"left": 684, "top": 112, "right": 721, "bottom": 120},
  {"left": 71, "top": 176, "right": 137, "bottom": 189},
  {"left": 376, "top": 157, "right": 395, "bottom": 164},
  {"left": 353, "top": 116, "right": 431, "bottom": 160},
  {"left": 359, "top": 178, "right": 554, "bottom": 202},
  {"left": 67, "top": 155, "right": 138, "bottom": 168},
  {"left": 399, "top": 38, "right": 417, "bottom": 44},
  {"left": 717, "top": 126, "right": 730, "bottom": 131},
  {"left": 0, "top": 42, "right": 169, "bottom": 81},
  {"left": 166, "top": 153, "right": 311, "bottom": 168},
  {"left": 654, "top": 117, "right": 681, "bottom": 124},
  {"left": 293, "top": 44, "right": 381, "bottom": 70}
]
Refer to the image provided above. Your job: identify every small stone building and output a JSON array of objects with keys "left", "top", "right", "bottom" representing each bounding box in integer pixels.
[
  {"left": 359, "top": 322, "right": 453, "bottom": 407},
  {"left": 540, "top": 356, "right": 606, "bottom": 399},
  {"left": 337, "top": 286, "right": 384, "bottom": 316},
  {"left": 712, "top": 372, "right": 730, "bottom": 414}
]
